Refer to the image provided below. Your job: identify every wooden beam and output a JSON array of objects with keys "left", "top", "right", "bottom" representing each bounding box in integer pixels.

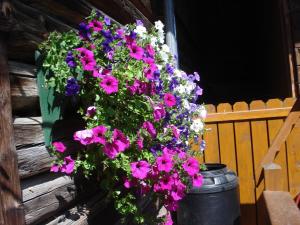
[
  {"left": 264, "top": 191, "right": 300, "bottom": 225},
  {"left": 263, "top": 163, "right": 282, "bottom": 191},
  {"left": 261, "top": 98, "right": 300, "bottom": 167},
  {"left": 0, "top": 33, "right": 25, "bottom": 224},
  {"left": 204, "top": 106, "right": 292, "bottom": 123}
]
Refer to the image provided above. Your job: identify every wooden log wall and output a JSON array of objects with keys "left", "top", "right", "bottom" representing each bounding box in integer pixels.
[
  {"left": 1, "top": 0, "right": 155, "bottom": 224},
  {"left": 195, "top": 98, "right": 300, "bottom": 225}
]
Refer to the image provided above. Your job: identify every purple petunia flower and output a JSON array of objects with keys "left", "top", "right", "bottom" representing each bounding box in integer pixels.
[
  {"left": 65, "top": 77, "right": 80, "bottom": 96},
  {"left": 104, "top": 16, "right": 111, "bottom": 26},
  {"left": 195, "top": 86, "right": 203, "bottom": 96},
  {"left": 136, "top": 20, "right": 143, "bottom": 26},
  {"left": 65, "top": 51, "right": 76, "bottom": 68},
  {"left": 166, "top": 64, "right": 174, "bottom": 75},
  {"left": 78, "top": 22, "right": 91, "bottom": 39}
]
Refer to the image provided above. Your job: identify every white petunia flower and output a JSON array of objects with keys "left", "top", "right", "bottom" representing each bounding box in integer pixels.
[
  {"left": 158, "top": 31, "right": 165, "bottom": 44},
  {"left": 174, "top": 85, "right": 186, "bottom": 95},
  {"left": 150, "top": 36, "right": 158, "bottom": 47},
  {"left": 155, "top": 20, "right": 164, "bottom": 31},
  {"left": 157, "top": 64, "right": 163, "bottom": 70},
  {"left": 160, "top": 51, "right": 169, "bottom": 63},
  {"left": 134, "top": 25, "right": 147, "bottom": 39},
  {"left": 190, "top": 119, "right": 204, "bottom": 133},
  {"left": 161, "top": 44, "right": 170, "bottom": 53},
  {"left": 198, "top": 105, "right": 207, "bottom": 119},
  {"left": 182, "top": 99, "right": 191, "bottom": 110}
]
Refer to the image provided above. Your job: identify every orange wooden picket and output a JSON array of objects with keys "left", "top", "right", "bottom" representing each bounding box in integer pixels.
[{"left": 194, "top": 97, "right": 300, "bottom": 225}]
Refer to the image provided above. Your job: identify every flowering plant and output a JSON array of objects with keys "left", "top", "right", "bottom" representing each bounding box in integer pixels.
[{"left": 40, "top": 10, "right": 207, "bottom": 225}]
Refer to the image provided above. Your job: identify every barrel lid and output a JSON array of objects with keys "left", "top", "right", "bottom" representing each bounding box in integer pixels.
[{"left": 188, "top": 163, "right": 238, "bottom": 194}]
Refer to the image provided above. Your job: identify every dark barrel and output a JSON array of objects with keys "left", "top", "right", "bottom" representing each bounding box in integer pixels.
[{"left": 177, "top": 163, "right": 240, "bottom": 225}]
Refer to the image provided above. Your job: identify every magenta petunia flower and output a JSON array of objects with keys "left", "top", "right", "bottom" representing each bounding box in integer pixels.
[
  {"left": 89, "top": 20, "right": 103, "bottom": 32},
  {"left": 74, "top": 129, "right": 94, "bottom": 145},
  {"left": 192, "top": 173, "right": 203, "bottom": 187},
  {"left": 164, "top": 93, "right": 176, "bottom": 107},
  {"left": 80, "top": 56, "right": 96, "bottom": 71},
  {"left": 164, "top": 197, "right": 179, "bottom": 212},
  {"left": 112, "top": 129, "right": 130, "bottom": 152},
  {"left": 170, "top": 180, "right": 186, "bottom": 201},
  {"left": 136, "top": 135, "right": 144, "bottom": 150},
  {"left": 52, "top": 141, "right": 66, "bottom": 153},
  {"left": 61, "top": 156, "right": 75, "bottom": 174},
  {"left": 76, "top": 47, "right": 94, "bottom": 58},
  {"left": 146, "top": 44, "right": 155, "bottom": 57},
  {"left": 163, "top": 212, "right": 173, "bottom": 225},
  {"left": 100, "top": 75, "right": 118, "bottom": 94},
  {"left": 156, "top": 154, "right": 173, "bottom": 172},
  {"left": 142, "top": 121, "right": 157, "bottom": 138},
  {"left": 130, "top": 160, "right": 150, "bottom": 179},
  {"left": 182, "top": 157, "right": 199, "bottom": 176},
  {"left": 170, "top": 125, "right": 180, "bottom": 139},
  {"left": 143, "top": 64, "right": 157, "bottom": 80},
  {"left": 159, "top": 175, "right": 173, "bottom": 191},
  {"left": 102, "top": 142, "right": 119, "bottom": 159},
  {"left": 50, "top": 164, "right": 60, "bottom": 173},
  {"left": 153, "top": 105, "right": 166, "bottom": 122},
  {"left": 86, "top": 106, "right": 96, "bottom": 117},
  {"left": 92, "top": 125, "right": 107, "bottom": 145},
  {"left": 128, "top": 43, "right": 144, "bottom": 60}
]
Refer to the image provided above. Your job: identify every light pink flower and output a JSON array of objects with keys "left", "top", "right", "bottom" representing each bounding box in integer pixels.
[
  {"left": 100, "top": 75, "right": 118, "bottom": 94},
  {"left": 92, "top": 125, "right": 107, "bottom": 145},
  {"left": 130, "top": 160, "right": 150, "bottom": 179},
  {"left": 74, "top": 129, "right": 94, "bottom": 145},
  {"left": 182, "top": 157, "right": 199, "bottom": 176},
  {"left": 52, "top": 141, "right": 66, "bottom": 153},
  {"left": 162, "top": 212, "right": 173, "bottom": 225},
  {"left": 164, "top": 93, "right": 176, "bottom": 107},
  {"left": 192, "top": 173, "right": 203, "bottom": 187},
  {"left": 156, "top": 154, "right": 173, "bottom": 172}
]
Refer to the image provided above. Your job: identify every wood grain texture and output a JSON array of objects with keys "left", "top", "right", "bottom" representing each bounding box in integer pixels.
[
  {"left": 233, "top": 102, "right": 256, "bottom": 225},
  {"left": 249, "top": 100, "right": 269, "bottom": 225},
  {"left": 0, "top": 34, "right": 25, "bottom": 225},
  {"left": 266, "top": 99, "right": 289, "bottom": 192},
  {"left": 203, "top": 104, "right": 220, "bottom": 163},
  {"left": 285, "top": 98, "right": 300, "bottom": 198},
  {"left": 263, "top": 191, "right": 300, "bottom": 225},
  {"left": 217, "top": 103, "right": 236, "bottom": 172}
]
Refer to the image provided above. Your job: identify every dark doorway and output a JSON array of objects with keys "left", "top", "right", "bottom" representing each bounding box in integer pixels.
[{"left": 174, "top": 0, "right": 292, "bottom": 104}]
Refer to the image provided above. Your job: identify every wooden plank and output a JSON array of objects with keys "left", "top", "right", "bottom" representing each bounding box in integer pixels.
[
  {"left": 264, "top": 163, "right": 282, "bottom": 191},
  {"left": 285, "top": 98, "right": 300, "bottom": 197},
  {"left": 266, "top": 99, "right": 289, "bottom": 191},
  {"left": 249, "top": 100, "right": 269, "bottom": 225},
  {"left": 22, "top": 174, "right": 76, "bottom": 225},
  {"left": 205, "top": 106, "right": 292, "bottom": 123},
  {"left": 17, "top": 144, "right": 55, "bottom": 179},
  {"left": 217, "top": 103, "right": 237, "bottom": 172},
  {"left": 203, "top": 104, "right": 220, "bottom": 163},
  {"left": 8, "top": 61, "right": 36, "bottom": 77},
  {"left": 0, "top": 33, "right": 25, "bottom": 225},
  {"left": 263, "top": 191, "right": 300, "bottom": 225},
  {"left": 233, "top": 102, "right": 256, "bottom": 225},
  {"left": 261, "top": 97, "right": 300, "bottom": 166}
]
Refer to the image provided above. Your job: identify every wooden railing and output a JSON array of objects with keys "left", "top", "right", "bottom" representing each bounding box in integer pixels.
[{"left": 194, "top": 98, "right": 300, "bottom": 225}]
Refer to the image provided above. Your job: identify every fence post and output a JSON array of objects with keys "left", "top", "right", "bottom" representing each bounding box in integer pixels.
[
  {"left": 263, "top": 163, "right": 282, "bottom": 191},
  {"left": 0, "top": 32, "right": 25, "bottom": 225}
]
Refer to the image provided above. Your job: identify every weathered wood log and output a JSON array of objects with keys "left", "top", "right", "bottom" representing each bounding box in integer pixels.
[
  {"left": 43, "top": 192, "right": 109, "bottom": 225},
  {"left": 0, "top": 33, "right": 25, "bottom": 224},
  {"left": 9, "top": 61, "right": 36, "bottom": 77},
  {"left": 22, "top": 172, "right": 103, "bottom": 225},
  {"left": 22, "top": 174, "right": 76, "bottom": 225},
  {"left": 13, "top": 117, "right": 44, "bottom": 146},
  {"left": 17, "top": 144, "right": 55, "bottom": 179}
]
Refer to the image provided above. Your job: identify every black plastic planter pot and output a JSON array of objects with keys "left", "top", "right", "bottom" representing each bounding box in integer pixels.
[{"left": 177, "top": 163, "right": 240, "bottom": 225}]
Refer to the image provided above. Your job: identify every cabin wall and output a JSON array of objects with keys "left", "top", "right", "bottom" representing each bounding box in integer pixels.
[{"left": 2, "top": 1, "right": 154, "bottom": 224}]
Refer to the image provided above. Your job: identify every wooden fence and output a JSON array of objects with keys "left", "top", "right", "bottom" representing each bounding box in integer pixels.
[{"left": 195, "top": 98, "right": 300, "bottom": 225}]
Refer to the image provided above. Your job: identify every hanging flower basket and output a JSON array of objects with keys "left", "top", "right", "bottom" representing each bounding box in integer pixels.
[{"left": 39, "top": 10, "right": 207, "bottom": 225}]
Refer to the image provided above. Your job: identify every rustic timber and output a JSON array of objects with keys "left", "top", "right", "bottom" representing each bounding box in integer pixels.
[
  {"left": 260, "top": 98, "right": 300, "bottom": 167},
  {"left": 205, "top": 105, "right": 292, "bottom": 123},
  {"left": 263, "top": 163, "right": 283, "bottom": 191},
  {"left": 263, "top": 191, "right": 300, "bottom": 225},
  {"left": 0, "top": 33, "right": 25, "bottom": 224},
  {"left": 17, "top": 144, "right": 54, "bottom": 179}
]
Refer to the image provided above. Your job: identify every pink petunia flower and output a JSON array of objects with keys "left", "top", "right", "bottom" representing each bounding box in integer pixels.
[
  {"left": 159, "top": 175, "right": 173, "bottom": 191},
  {"left": 130, "top": 160, "right": 150, "bottom": 179},
  {"left": 170, "top": 180, "right": 186, "bottom": 201},
  {"left": 61, "top": 156, "right": 75, "bottom": 174},
  {"left": 112, "top": 129, "right": 130, "bottom": 152},
  {"left": 80, "top": 56, "right": 96, "bottom": 71},
  {"left": 52, "top": 141, "right": 66, "bottom": 153},
  {"left": 128, "top": 43, "right": 144, "bottom": 60},
  {"left": 182, "top": 157, "right": 200, "bottom": 176},
  {"left": 50, "top": 164, "right": 60, "bottom": 173},
  {"left": 88, "top": 20, "right": 103, "bottom": 32},
  {"left": 164, "top": 93, "right": 176, "bottom": 107},
  {"left": 92, "top": 125, "right": 107, "bottom": 145},
  {"left": 164, "top": 198, "right": 179, "bottom": 212},
  {"left": 102, "top": 141, "right": 119, "bottom": 159},
  {"left": 74, "top": 129, "right": 94, "bottom": 145},
  {"left": 76, "top": 47, "right": 94, "bottom": 58},
  {"left": 162, "top": 212, "right": 173, "bottom": 225},
  {"left": 143, "top": 64, "right": 157, "bottom": 80},
  {"left": 86, "top": 106, "right": 96, "bottom": 117},
  {"left": 136, "top": 134, "right": 144, "bottom": 150},
  {"left": 192, "top": 173, "right": 203, "bottom": 187},
  {"left": 153, "top": 105, "right": 166, "bottom": 122},
  {"left": 142, "top": 121, "right": 157, "bottom": 138},
  {"left": 156, "top": 154, "right": 173, "bottom": 172},
  {"left": 100, "top": 75, "right": 118, "bottom": 94},
  {"left": 146, "top": 44, "right": 155, "bottom": 57}
]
